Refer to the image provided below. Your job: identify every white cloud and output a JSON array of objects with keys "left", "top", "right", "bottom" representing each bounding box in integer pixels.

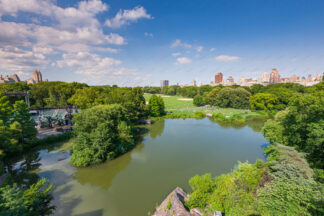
[
  {"left": 0, "top": 0, "right": 128, "bottom": 75},
  {"left": 210, "top": 48, "right": 215, "bottom": 52},
  {"left": 56, "top": 51, "right": 144, "bottom": 85},
  {"left": 171, "top": 39, "right": 192, "bottom": 48},
  {"left": 144, "top": 32, "right": 153, "bottom": 37},
  {"left": 215, "top": 55, "right": 240, "bottom": 62},
  {"left": 172, "top": 52, "right": 181, "bottom": 57},
  {"left": 196, "top": 46, "right": 203, "bottom": 52},
  {"left": 0, "top": 46, "right": 49, "bottom": 71},
  {"left": 105, "top": 6, "right": 152, "bottom": 28},
  {"left": 176, "top": 57, "right": 191, "bottom": 65}
]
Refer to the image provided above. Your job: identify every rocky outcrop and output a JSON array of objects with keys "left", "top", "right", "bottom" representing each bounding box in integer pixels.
[{"left": 152, "top": 187, "right": 222, "bottom": 216}]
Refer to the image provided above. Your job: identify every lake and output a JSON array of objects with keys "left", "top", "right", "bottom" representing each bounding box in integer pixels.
[{"left": 11, "top": 117, "right": 268, "bottom": 216}]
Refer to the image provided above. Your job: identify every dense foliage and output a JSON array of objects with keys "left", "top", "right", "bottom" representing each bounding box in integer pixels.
[
  {"left": 0, "top": 179, "right": 55, "bottom": 216},
  {"left": 70, "top": 104, "right": 135, "bottom": 167},
  {"left": 249, "top": 93, "right": 279, "bottom": 111},
  {"left": 262, "top": 92, "right": 324, "bottom": 169},
  {"left": 0, "top": 96, "right": 37, "bottom": 157},
  {"left": 193, "top": 95, "right": 204, "bottom": 106},
  {"left": 148, "top": 95, "right": 165, "bottom": 117},
  {"left": 185, "top": 144, "right": 324, "bottom": 215},
  {"left": 213, "top": 87, "right": 251, "bottom": 109}
]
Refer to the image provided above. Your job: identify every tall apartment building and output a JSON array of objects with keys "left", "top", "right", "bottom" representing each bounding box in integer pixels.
[
  {"left": 160, "top": 80, "right": 169, "bottom": 88},
  {"left": 214, "top": 72, "right": 223, "bottom": 84},
  {"left": 269, "top": 68, "right": 280, "bottom": 84}
]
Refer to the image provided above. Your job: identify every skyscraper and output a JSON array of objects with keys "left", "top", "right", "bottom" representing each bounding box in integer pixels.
[
  {"left": 269, "top": 68, "right": 280, "bottom": 84},
  {"left": 160, "top": 80, "right": 169, "bottom": 88},
  {"left": 214, "top": 72, "right": 223, "bottom": 84}
]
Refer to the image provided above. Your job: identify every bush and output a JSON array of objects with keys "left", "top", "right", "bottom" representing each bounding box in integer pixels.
[{"left": 193, "top": 95, "right": 204, "bottom": 106}]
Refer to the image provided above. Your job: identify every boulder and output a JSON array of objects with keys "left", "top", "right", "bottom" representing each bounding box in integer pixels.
[
  {"left": 153, "top": 187, "right": 191, "bottom": 216},
  {"left": 152, "top": 187, "right": 221, "bottom": 216}
]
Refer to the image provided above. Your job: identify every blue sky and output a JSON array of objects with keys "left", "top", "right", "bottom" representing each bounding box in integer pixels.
[{"left": 0, "top": 0, "right": 324, "bottom": 86}]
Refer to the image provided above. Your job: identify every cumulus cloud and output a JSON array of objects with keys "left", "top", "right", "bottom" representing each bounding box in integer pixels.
[
  {"left": 196, "top": 46, "right": 203, "bottom": 52},
  {"left": 215, "top": 55, "right": 240, "bottom": 62},
  {"left": 105, "top": 6, "right": 152, "bottom": 28},
  {"left": 0, "top": 46, "right": 49, "bottom": 71},
  {"left": 0, "top": 0, "right": 129, "bottom": 77},
  {"left": 176, "top": 57, "right": 191, "bottom": 65},
  {"left": 56, "top": 51, "right": 144, "bottom": 85},
  {"left": 171, "top": 39, "right": 192, "bottom": 48}
]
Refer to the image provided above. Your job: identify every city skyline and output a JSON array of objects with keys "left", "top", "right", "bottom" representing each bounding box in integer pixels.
[{"left": 0, "top": 0, "right": 324, "bottom": 86}]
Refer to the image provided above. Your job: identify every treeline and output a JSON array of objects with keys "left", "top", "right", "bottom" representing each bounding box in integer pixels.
[{"left": 145, "top": 81, "right": 324, "bottom": 111}]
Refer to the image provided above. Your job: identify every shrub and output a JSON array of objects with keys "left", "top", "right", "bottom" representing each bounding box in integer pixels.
[{"left": 193, "top": 95, "right": 204, "bottom": 106}]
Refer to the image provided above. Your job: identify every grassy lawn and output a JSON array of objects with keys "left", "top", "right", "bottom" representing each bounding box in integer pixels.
[
  {"left": 144, "top": 93, "right": 266, "bottom": 119},
  {"left": 144, "top": 93, "right": 194, "bottom": 109}
]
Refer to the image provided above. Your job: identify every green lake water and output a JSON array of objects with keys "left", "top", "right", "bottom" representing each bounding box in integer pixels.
[{"left": 12, "top": 117, "right": 268, "bottom": 216}]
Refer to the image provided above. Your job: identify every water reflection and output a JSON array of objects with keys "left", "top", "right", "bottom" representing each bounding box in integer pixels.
[
  {"left": 208, "top": 115, "right": 271, "bottom": 132},
  {"left": 149, "top": 119, "right": 165, "bottom": 139}
]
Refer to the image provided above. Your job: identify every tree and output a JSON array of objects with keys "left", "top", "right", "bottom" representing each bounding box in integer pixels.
[
  {"left": 70, "top": 104, "right": 134, "bottom": 167},
  {"left": 204, "top": 87, "right": 221, "bottom": 106},
  {"left": 249, "top": 93, "right": 278, "bottom": 111},
  {"left": 0, "top": 96, "right": 12, "bottom": 123},
  {"left": 262, "top": 93, "right": 324, "bottom": 169},
  {"left": 250, "top": 84, "right": 264, "bottom": 95},
  {"left": 193, "top": 95, "right": 204, "bottom": 106},
  {"left": 149, "top": 95, "right": 165, "bottom": 117},
  {"left": 68, "top": 87, "right": 101, "bottom": 109},
  {"left": 13, "top": 101, "right": 37, "bottom": 142},
  {"left": 0, "top": 179, "right": 55, "bottom": 216},
  {"left": 215, "top": 87, "right": 251, "bottom": 109}
]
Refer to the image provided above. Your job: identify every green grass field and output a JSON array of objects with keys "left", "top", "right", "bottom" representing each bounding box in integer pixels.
[
  {"left": 144, "top": 93, "right": 194, "bottom": 109},
  {"left": 144, "top": 93, "right": 265, "bottom": 119}
]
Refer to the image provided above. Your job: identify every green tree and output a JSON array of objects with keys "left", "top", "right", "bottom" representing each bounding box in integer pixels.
[
  {"left": 149, "top": 95, "right": 165, "bottom": 117},
  {"left": 0, "top": 96, "right": 12, "bottom": 123},
  {"left": 0, "top": 179, "right": 55, "bottom": 216},
  {"left": 70, "top": 104, "right": 134, "bottom": 167},
  {"left": 215, "top": 87, "right": 251, "bottom": 109},
  {"left": 13, "top": 101, "right": 37, "bottom": 143},
  {"left": 204, "top": 87, "right": 221, "bottom": 106},
  {"left": 193, "top": 95, "right": 204, "bottom": 106},
  {"left": 68, "top": 87, "right": 101, "bottom": 109},
  {"left": 249, "top": 93, "right": 278, "bottom": 111}
]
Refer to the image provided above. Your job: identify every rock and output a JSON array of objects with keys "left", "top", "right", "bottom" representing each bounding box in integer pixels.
[
  {"left": 153, "top": 187, "right": 191, "bottom": 216},
  {"left": 152, "top": 187, "right": 220, "bottom": 216}
]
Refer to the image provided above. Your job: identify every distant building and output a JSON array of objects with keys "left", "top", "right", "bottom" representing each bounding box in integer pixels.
[
  {"left": 27, "top": 70, "right": 43, "bottom": 84},
  {"left": 214, "top": 72, "right": 223, "bottom": 84},
  {"left": 225, "top": 76, "right": 235, "bottom": 86},
  {"left": 290, "top": 74, "right": 298, "bottom": 83},
  {"left": 1, "top": 70, "right": 45, "bottom": 84},
  {"left": 192, "top": 80, "right": 197, "bottom": 86},
  {"left": 160, "top": 80, "right": 169, "bottom": 88},
  {"left": 0, "top": 74, "right": 21, "bottom": 83},
  {"left": 258, "top": 72, "right": 269, "bottom": 84},
  {"left": 269, "top": 68, "right": 280, "bottom": 84}
]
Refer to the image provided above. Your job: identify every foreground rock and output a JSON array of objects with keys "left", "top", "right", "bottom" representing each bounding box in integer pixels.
[{"left": 152, "top": 187, "right": 221, "bottom": 216}]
